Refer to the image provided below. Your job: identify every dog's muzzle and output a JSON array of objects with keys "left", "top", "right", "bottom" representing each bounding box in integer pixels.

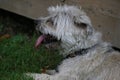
[{"left": 35, "top": 34, "right": 58, "bottom": 49}]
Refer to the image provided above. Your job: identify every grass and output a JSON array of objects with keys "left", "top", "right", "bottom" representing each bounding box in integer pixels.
[
  {"left": 0, "top": 34, "right": 63, "bottom": 80},
  {"left": 0, "top": 10, "right": 62, "bottom": 80}
]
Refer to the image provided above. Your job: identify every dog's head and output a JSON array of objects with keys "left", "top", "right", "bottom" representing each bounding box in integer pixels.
[{"left": 36, "top": 5, "right": 101, "bottom": 55}]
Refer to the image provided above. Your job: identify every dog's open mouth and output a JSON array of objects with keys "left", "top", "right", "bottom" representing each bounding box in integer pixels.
[{"left": 35, "top": 34, "right": 58, "bottom": 48}]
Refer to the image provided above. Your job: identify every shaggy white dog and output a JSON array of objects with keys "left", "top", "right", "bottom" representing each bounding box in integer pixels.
[{"left": 28, "top": 5, "right": 120, "bottom": 80}]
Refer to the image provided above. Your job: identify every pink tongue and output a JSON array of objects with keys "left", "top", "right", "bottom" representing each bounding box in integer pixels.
[{"left": 35, "top": 35, "right": 45, "bottom": 48}]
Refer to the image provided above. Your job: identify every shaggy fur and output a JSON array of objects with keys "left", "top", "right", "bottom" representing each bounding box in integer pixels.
[{"left": 28, "top": 5, "right": 120, "bottom": 80}]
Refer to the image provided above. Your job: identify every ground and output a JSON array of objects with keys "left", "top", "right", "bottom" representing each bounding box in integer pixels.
[{"left": 0, "top": 9, "right": 62, "bottom": 80}]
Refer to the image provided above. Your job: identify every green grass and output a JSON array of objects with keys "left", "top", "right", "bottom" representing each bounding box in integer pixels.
[{"left": 0, "top": 34, "right": 63, "bottom": 80}]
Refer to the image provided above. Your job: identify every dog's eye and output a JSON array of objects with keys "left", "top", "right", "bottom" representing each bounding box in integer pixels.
[
  {"left": 46, "top": 18, "right": 54, "bottom": 27},
  {"left": 74, "top": 22, "right": 87, "bottom": 29}
]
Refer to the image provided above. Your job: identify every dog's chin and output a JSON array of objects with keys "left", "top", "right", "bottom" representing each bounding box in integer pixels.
[{"left": 35, "top": 34, "right": 60, "bottom": 48}]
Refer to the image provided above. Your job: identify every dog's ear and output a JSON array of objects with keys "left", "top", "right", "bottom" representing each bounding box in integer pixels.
[
  {"left": 74, "top": 21, "right": 94, "bottom": 36},
  {"left": 74, "top": 22, "right": 87, "bottom": 29}
]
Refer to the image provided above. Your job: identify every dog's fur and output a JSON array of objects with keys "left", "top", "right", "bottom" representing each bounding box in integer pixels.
[{"left": 28, "top": 5, "right": 120, "bottom": 80}]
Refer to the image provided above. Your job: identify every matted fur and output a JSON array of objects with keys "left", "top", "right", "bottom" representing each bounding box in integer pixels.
[{"left": 28, "top": 5, "right": 120, "bottom": 80}]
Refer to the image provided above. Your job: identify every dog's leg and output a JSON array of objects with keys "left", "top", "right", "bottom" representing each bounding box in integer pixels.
[
  {"left": 26, "top": 72, "right": 78, "bottom": 80},
  {"left": 26, "top": 73, "right": 54, "bottom": 80}
]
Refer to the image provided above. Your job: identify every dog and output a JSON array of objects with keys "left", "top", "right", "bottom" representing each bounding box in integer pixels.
[{"left": 28, "top": 5, "right": 120, "bottom": 80}]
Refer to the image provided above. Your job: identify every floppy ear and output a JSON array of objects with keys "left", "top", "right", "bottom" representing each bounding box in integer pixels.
[
  {"left": 74, "top": 22, "right": 87, "bottom": 29},
  {"left": 86, "top": 24, "right": 94, "bottom": 36},
  {"left": 74, "top": 20, "right": 94, "bottom": 36}
]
